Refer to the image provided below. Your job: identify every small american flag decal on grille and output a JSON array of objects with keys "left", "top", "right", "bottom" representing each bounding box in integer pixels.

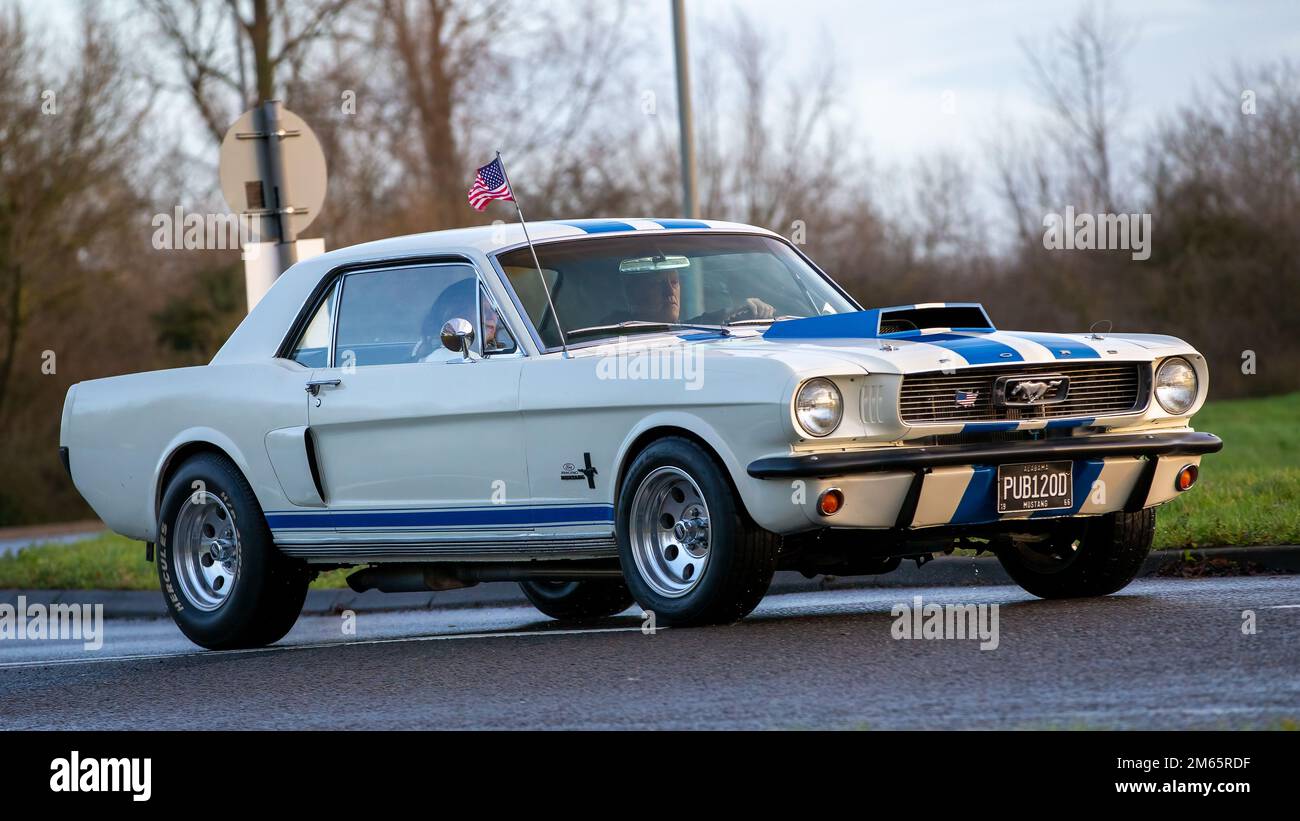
[{"left": 955, "top": 390, "right": 979, "bottom": 407}]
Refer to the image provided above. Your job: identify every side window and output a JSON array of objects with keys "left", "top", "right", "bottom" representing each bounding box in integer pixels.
[
  {"left": 289, "top": 286, "right": 336, "bottom": 367},
  {"left": 330, "top": 263, "right": 517, "bottom": 367},
  {"left": 336, "top": 265, "right": 473, "bottom": 366}
]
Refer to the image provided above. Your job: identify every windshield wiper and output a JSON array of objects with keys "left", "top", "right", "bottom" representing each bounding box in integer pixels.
[
  {"left": 724, "top": 315, "right": 803, "bottom": 327},
  {"left": 565, "top": 321, "right": 731, "bottom": 341}
]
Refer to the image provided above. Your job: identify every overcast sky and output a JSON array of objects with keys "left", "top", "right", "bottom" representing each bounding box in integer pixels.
[
  {"left": 23, "top": 0, "right": 1300, "bottom": 183},
  {"left": 689, "top": 0, "right": 1300, "bottom": 162}
]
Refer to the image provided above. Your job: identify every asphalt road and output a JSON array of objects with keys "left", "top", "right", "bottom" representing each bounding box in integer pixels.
[{"left": 2, "top": 575, "right": 1297, "bottom": 730}]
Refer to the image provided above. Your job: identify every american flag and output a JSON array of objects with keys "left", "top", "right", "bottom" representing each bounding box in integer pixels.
[
  {"left": 955, "top": 390, "right": 979, "bottom": 407},
  {"left": 467, "top": 157, "right": 514, "bottom": 211}
]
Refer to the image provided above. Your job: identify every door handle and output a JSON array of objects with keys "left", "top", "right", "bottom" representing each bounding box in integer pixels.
[{"left": 305, "top": 378, "right": 342, "bottom": 396}]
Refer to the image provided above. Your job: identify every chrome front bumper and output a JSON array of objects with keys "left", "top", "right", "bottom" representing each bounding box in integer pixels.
[{"left": 748, "top": 431, "right": 1222, "bottom": 530}]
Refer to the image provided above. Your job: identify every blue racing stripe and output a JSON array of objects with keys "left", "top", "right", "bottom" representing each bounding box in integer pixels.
[
  {"left": 1005, "top": 332, "right": 1100, "bottom": 360},
  {"left": 266, "top": 504, "right": 615, "bottom": 530},
  {"left": 949, "top": 458, "right": 1104, "bottom": 524},
  {"left": 1031, "top": 459, "right": 1104, "bottom": 518},
  {"left": 651, "top": 218, "right": 711, "bottom": 229},
  {"left": 1045, "top": 417, "right": 1094, "bottom": 430},
  {"left": 554, "top": 219, "right": 637, "bottom": 234},
  {"left": 677, "top": 332, "right": 728, "bottom": 341},
  {"left": 961, "top": 422, "right": 1020, "bottom": 433},
  {"left": 950, "top": 466, "right": 997, "bottom": 524},
  {"left": 909, "top": 333, "right": 1024, "bottom": 365},
  {"left": 763, "top": 310, "right": 882, "bottom": 340}
]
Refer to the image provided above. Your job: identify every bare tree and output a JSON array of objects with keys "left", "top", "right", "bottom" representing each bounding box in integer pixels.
[
  {"left": 372, "top": 0, "right": 507, "bottom": 231},
  {"left": 1142, "top": 59, "right": 1300, "bottom": 397},
  {"left": 1151, "top": 60, "right": 1300, "bottom": 225},
  {"left": 1019, "top": 1, "right": 1135, "bottom": 213},
  {"left": 366, "top": 0, "right": 633, "bottom": 231},
  {"left": 683, "top": 11, "right": 852, "bottom": 236},
  {"left": 903, "top": 152, "right": 989, "bottom": 262},
  {"left": 0, "top": 10, "right": 150, "bottom": 417},
  {"left": 989, "top": 129, "right": 1053, "bottom": 247},
  {"left": 141, "top": 0, "right": 355, "bottom": 143}
]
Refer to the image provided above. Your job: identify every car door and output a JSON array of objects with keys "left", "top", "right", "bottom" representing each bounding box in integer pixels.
[{"left": 303, "top": 261, "right": 530, "bottom": 549}]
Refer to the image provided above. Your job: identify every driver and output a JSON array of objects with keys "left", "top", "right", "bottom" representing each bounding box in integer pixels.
[{"left": 615, "top": 268, "right": 775, "bottom": 326}]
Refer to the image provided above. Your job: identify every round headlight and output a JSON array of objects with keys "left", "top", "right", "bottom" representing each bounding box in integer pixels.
[
  {"left": 1155, "top": 357, "right": 1198, "bottom": 414},
  {"left": 795, "top": 378, "right": 843, "bottom": 437}
]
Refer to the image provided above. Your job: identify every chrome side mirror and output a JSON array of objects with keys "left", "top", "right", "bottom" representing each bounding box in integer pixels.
[{"left": 440, "top": 317, "right": 476, "bottom": 361}]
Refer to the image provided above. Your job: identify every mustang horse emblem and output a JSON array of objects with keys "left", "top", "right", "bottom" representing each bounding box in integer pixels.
[{"left": 1010, "top": 379, "right": 1063, "bottom": 403}]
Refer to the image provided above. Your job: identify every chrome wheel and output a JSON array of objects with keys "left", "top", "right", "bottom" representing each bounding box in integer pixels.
[
  {"left": 174, "top": 491, "right": 241, "bottom": 611},
  {"left": 628, "top": 466, "right": 711, "bottom": 597}
]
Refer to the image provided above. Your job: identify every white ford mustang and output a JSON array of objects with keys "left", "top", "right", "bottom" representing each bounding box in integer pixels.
[{"left": 60, "top": 218, "right": 1221, "bottom": 648}]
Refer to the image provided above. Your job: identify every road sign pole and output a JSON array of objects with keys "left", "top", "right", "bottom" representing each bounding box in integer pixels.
[
  {"left": 221, "top": 102, "right": 329, "bottom": 310},
  {"left": 671, "top": 0, "right": 699, "bottom": 220},
  {"left": 254, "top": 100, "right": 300, "bottom": 274}
]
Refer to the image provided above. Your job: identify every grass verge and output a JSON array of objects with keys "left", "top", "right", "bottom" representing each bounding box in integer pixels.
[
  {"left": 0, "top": 534, "right": 352, "bottom": 590},
  {"left": 1154, "top": 392, "right": 1300, "bottom": 549}
]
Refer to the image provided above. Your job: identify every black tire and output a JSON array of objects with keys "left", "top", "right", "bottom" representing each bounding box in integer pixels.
[
  {"left": 156, "top": 452, "right": 309, "bottom": 649},
  {"left": 996, "top": 508, "right": 1156, "bottom": 599},
  {"left": 616, "top": 437, "right": 779, "bottom": 626},
  {"left": 518, "top": 579, "right": 634, "bottom": 622}
]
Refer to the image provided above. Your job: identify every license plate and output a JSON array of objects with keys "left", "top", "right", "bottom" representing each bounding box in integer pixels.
[{"left": 997, "top": 461, "right": 1073, "bottom": 513}]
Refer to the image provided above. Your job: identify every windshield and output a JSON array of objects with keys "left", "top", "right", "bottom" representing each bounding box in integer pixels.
[{"left": 496, "top": 233, "right": 855, "bottom": 348}]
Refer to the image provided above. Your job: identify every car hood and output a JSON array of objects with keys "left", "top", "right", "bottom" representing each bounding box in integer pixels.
[
  {"left": 661, "top": 306, "right": 1197, "bottom": 375},
  {"left": 571, "top": 304, "right": 1199, "bottom": 377},
  {"left": 707, "top": 328, "right": 1183, "bottom": 375}
]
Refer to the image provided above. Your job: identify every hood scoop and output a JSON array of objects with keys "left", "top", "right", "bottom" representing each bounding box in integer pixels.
[{"left": 764, "top": 303, "right": 996, "bottom": 340}]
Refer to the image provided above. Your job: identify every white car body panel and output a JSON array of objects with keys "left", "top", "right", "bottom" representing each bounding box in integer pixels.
[{"left": 61, "top": 218, "right": 1217, "bottom": 560}]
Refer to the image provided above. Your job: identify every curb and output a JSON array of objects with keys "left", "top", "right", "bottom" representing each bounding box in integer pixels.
[
  {"left": 2, "top": 545, "right": 1296, "bottom": 620},
  {"left": 0, "top": 527, "right": 108, "bottom": 558}
]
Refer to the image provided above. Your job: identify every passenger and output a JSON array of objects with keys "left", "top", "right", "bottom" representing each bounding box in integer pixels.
[
  {"left": 480, "top": 289, "right": 505, "bottom": 353},
  {"left": 412, "top": 279, "right": 503, "bottom": 361}
]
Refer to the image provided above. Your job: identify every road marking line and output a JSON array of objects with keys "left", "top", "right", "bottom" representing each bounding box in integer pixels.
[
  {"left": 1264, "top": 604, "right": 1300, "bottom": 609},
  {"left": 0, "top": 625, "right": 650, "bottom": 670}
]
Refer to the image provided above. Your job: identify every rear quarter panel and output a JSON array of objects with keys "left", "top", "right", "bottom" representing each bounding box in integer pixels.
[{"left": 62, "top": 361, "right": 309, "bottom": 541}]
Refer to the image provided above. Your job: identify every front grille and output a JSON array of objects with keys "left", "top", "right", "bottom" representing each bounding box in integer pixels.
[
  {"left": 899, "top": 362, "right": 1147, "bottom": 424},
  {"left": 925, "top": 430, "right": 1037, "bottom": 446}
]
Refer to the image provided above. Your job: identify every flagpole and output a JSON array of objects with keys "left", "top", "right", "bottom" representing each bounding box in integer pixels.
[{"left": 494, "top": 151, "right": 569, "bottom": 356}]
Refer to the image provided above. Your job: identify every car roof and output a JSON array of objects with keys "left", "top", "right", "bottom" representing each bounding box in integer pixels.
[
  {"left": 311, "top": 217, "right": 777, "bottom": 260},
  {"left": 211, "top": 218, "right": 779, "bottom": 364}
]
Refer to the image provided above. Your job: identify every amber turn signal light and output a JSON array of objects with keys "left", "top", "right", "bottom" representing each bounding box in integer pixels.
[
  {"left": 817, "top": 488, "right": 844, "bottom": 516},
  {"left": 1176, "top": 464, "right": 1199, "bottom": 491}
]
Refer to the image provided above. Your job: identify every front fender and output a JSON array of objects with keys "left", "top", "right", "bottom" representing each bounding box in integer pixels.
[{"left": 612, "top": 410, "right": 815, "bottom": 535}]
